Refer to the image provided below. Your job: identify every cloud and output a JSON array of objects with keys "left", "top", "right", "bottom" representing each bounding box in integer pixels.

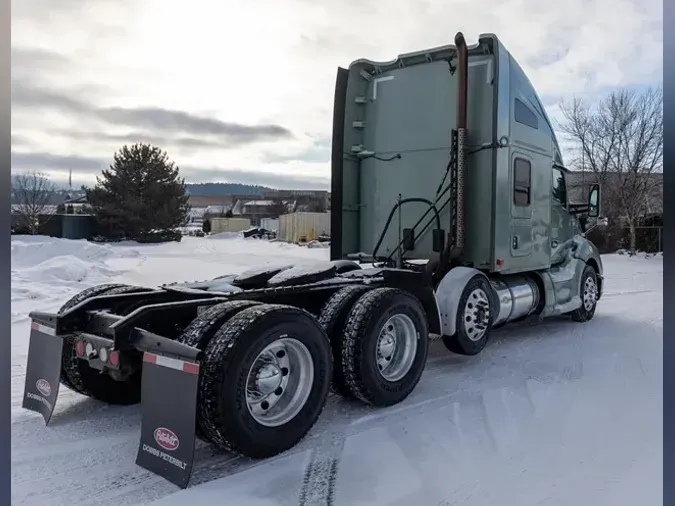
[
  {"left": 180, "top": 167, "right": 330, "bottom": 189},
  {"left": 12, "top": 78, "right": 293, "bottom": 143},
  {"left": 10, "top": 151, "right": 330, "bottom": 190},
  {"left": 12, "top": 79, "right": 89, "bottom": 113},
  {"left": 52, "top": 130, "right": 227, "bottom": 150},
  {"left": 11, "top": 151, "right": 107, "bottom": 173},
  {"left": 99, "top": 107, "right": 291, "bottom": 140},
  {"left": 11, "top": 0, "right": 663, "bottom": 186},
  {"left": 261, "top": 138, "right": 331, "bottom": 164},
  {"left": 11, "top": 48, "right": 71, "bottom": 79}
]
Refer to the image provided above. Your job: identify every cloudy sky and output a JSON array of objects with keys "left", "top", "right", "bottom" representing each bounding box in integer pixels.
[{"left": 11, "top": 0, "right": 662, "bottom": 190}]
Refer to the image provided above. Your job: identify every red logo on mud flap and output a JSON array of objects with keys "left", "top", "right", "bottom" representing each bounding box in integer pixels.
[
  {"left": 154, "top": 428, "right": 179, "bottom": 451},
  {"left": 36, "top": 379, "right": 51, "bottom": 397}
]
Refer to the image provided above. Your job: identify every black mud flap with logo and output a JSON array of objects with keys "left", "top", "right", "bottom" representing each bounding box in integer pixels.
[
  {"left": 22, "top": 319, "right": 63, "bottom": 424},
  {"left": 135, "top": 351, "right": 200, "bottom": 489}
]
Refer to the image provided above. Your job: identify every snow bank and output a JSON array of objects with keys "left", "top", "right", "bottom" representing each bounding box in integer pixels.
[
  {"left": 11, "top": 235, "right": 140, "bottom": 269},
  {"left": 11, "top": 236, "right": 141, "bottom": 322},
  {"left": 18, "top": 255, "right": 120, "bottom": 284},
  {"left": 208, "top": 232, "right": 243, "bottom": 240}
]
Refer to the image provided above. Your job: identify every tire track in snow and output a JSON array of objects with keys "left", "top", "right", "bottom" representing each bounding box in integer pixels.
[{"left": 297, "top": 437, "right": 344, "bottom": 506}]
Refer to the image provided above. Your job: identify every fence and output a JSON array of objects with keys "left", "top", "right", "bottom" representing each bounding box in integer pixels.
[
  {"left": 588, "top": 225, "right": 663, "bottom": 253},
  {"left": 627, "top": 226, "right": 663, "bottom": 253}
]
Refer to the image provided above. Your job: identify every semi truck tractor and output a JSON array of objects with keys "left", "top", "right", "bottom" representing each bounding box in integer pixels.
[{"left": 22, "top": 32, "right": 604, "bottom": 488}]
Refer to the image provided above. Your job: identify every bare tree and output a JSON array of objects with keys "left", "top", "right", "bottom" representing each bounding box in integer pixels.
[
  {"left": 558, "top": 87, "right": 663, "bottom": 251},
  {"left": 11, "top": 171, "right": 57, "bottom": 234}
]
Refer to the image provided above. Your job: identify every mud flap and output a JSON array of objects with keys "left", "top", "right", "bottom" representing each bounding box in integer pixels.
[
  {"left": 135, "top": 351, "right": 200, "bottom": 489},
  {"left": 22, "top": 321, "right": 63, "bottom": 424}
]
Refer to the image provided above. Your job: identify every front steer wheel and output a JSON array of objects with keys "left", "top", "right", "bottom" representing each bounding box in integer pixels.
[
  {"left": 567, "top": 264, "right": 599, "bottom": 322},
  {"left": 198, "top": 304, "right": 332, "bottom": 458},
  {"left": 441, "top": 274, "right": 494, "bottom": 356}
]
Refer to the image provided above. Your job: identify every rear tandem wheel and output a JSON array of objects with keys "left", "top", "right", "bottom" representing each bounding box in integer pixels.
[
  {"left": 340, "top": 288, "right": 430, "bottom": 407},
  {"left": 175, "top": 299, "right": 263, "bottom": 441},
  {"left": 318, "top": 284, "right": 373, "bottom": 399},
  {"left": 197, "top": 304, "right": 333, "bottom": 458},
  {"left": 58, "top": 283, "right": 150, "bottom": 404}
]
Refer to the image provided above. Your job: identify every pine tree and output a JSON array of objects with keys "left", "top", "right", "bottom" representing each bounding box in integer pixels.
[{"left": 85, "top": 143, "right": 191, "bottom": 240}]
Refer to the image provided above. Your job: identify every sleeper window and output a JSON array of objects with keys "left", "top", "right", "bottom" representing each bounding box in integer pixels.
[{"left": 514, "top": 98, "right": 539, "bottom": 129}]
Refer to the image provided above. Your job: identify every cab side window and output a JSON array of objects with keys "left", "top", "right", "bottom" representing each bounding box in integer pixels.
[
  {"left": 513, "top": 158, "right": 531, "bottom": 207},
  {"left": 552, "top": 167, "right": 567, "bottom": 208}
]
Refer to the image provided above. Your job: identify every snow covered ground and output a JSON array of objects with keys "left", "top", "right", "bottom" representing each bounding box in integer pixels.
[{"left": 11, "top": 236, "right": 663, "bottom": 506}]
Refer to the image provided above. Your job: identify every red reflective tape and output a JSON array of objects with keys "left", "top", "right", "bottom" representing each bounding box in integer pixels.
[
  {"left": 182, "top": 362, "right": 200, "bottom": 375},
  {"left": 143, "top": 352, "right": 158, "bottom": 364},
  {"left": 30, "top": 321, "right": 57, "bottom": 336},
  {"left": 143, "top": 352, "right": 198, "bottom": 374}
]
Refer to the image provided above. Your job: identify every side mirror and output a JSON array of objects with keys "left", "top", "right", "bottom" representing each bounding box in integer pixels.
[{"left": 588, "top": 184, "right": 600, "bottom": 218}]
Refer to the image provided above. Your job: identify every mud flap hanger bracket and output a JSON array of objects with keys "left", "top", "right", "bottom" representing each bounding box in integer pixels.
[
  {"left": 130, "top": 328, "right": 202, "bottom": 362},
  {"left": 28, "top": 311, "right": 63, "bottom": 334}
]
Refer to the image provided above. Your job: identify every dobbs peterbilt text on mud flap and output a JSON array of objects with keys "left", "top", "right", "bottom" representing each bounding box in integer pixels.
[{"left": 22, "top": 31, "right": 606, "bottom": 488}]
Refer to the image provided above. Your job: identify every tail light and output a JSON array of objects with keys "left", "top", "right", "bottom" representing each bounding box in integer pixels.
[
  {"left": 108, "top": 351, "right": 120, "bottom": 367},
  {"left": 75, "top": 339, "right": 86, "bottom": 357}
]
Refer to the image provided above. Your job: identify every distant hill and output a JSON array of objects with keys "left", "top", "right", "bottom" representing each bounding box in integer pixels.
[{"left": 186, "top": 183, "right": 273, "bottom": 196}]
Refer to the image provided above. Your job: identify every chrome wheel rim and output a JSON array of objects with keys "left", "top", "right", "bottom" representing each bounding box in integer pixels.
[
  {"left": 583, "top": 276, "right": 598, "bottom": 311},
  {"left": 463, "top": 288, "right": 490, "bottom": 341},
  {"left": 376, "top": 314, "right": 418, "bottom": 382},
  {"left": 245, "top": 338, "right": 314, "bottom": 427}
]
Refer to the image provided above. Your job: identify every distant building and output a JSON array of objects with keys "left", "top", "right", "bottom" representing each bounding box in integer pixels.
[
  {"left": 262, "top": 189, "right": 330, "bottom": 212},
  {"left": 187, "top": 195, "right": 235, "bottom": 225},
  {"left": 188, "top": 188, "right": 331, "bottom": 226}
]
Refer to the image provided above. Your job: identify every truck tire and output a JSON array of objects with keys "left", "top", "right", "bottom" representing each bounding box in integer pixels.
[
  {"left": 176, "top": 300, "right": 262, "bottom": 442},
  {"left": 441, "top": 275, "right": 493, "bottom": 356},
  {"left": 198, "top": 304, "right": 332, "bottom": 458},
  {"left": 58, "top": 284, "right": 128, "bottom": 392},
  {"left": 177, "top": 300, "right": 262, "bottom": 350},
  {"left": 341, "top": 288, "right": 429, "bottom": 406},
  {"left": 59, "top": 284, "right": 149, "bottom": 404},
  {"left": 568, "top": 264, "right": 599, "bottom": 322},
  {"left": 318, "top": 285, "right": 372, "bottom": 398}
]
